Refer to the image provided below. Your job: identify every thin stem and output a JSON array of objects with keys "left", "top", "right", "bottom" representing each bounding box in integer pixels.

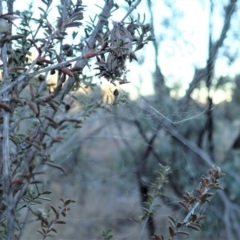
[{"left": 121, "top": 0, "right": 141, "bottom": 22}]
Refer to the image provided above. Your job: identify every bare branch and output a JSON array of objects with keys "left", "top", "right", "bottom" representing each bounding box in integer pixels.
[
  {"left": 181, "top": 0, "right": 236, "bottom": 106},
  {"left": 210, "top": 0, "right": 236, "bottom": 59},
  {"left": 0, "top": 0, "right": 15, "bottom": 238},
  {"left": 147, "top": 0, "right": 165, "bottom": 96}
]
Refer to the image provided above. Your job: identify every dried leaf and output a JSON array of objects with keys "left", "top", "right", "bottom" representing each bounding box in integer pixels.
[
  {"left": 61, "top": 68, "right": 74, "bottom": 77},
  {"left": 57, "top": 17, "right": 63, "bottom": 29},
  {"left": 176, "top": 231, "right": 190, "bottom": 236},
  {"left": 70, "top": 66, "right": 83, "bottom": 72},
  {"left": 211, "top": 185, "right": 223, "bottom": 190},
  {"left": 1, "top": 13, "right": 19, "bottom": 21},
  {"left": 0, "top": 102, "right": 12, "bottom": 113},
  {"left": 9, "top": 66, "right": 27, "bottom": 71},
  {"left": 51, "top": 206, "right": 59, "bottom": 219},
  {"left": 44, "top": 162, "right": 66, "bottom": 173},
  {"left": 195, "top": 187, "right": 203, "bottom": 195},
  {"left": 29, "top": 83, "right": 35, "bottom": 100},
  {"left": 11, "top": 179, "right": 24, "bottom": 185},
  {"left": 44, "top": 93, "right": 54, "bottom": 102},
  {"left": 27, "top": 101, "right": 39, "bottom": 116},
  {"left": 56, "top": 220, "right": 66, "bottom": 224},
  {"left": 48, "top": 102, "right": 58, "bottom": 111},
  {"left": 176, "top": 222, "right": 185, "bottom": 228},
  {"left": 84, "top": 51, "right": 98, "bottom": 59},
  {"left": 41, "top": 191, "right": 52, "bottom": 195},
  {"left": 199, "top": 192, "right": 214, "bottom": 202},
  {"left": 100, "top": 41, "right": 108, "bottom": 50},
  {"left": 56, "top": 54, "right": 63, "bottom": 63},
  {"left": 130, "top": 52, "right": 138, "bottom": 62},
  {"left": 187, "top": 224, "right": 201, "bottom": 231},
  {"left": 169, "top": 226, "right": 175, "bottom": 238},
  {"left": 37, "top": 57, "right": 53, "bottom": 65},
  {"left": 43, "top": 115, "right": 58, "bottom": 127},
  {"left": 201, "top": 176, "right": 208, "bottom": 187},
  {"left": 179, "top": 201, "right": 190, "bottom": 210},
  {"left": 168, "top": 216, "right": 176, "bottom": 229},
  {"left": 190, "top": 214, "right": 197, "bottom": 222},
  {"left": 134, "top": 43, "right": 145, "bottom": 52},
  {"left": 50, "top": 228, "right": 57, "bottom": 233},
  {"left": 153, "top": 233, "right": 163, "bottom": 240},
  {"left": 64, "top": 199, "right": 76, "bottom": 206},
  {"left": 59, "top": 118, "right": 82, "bottom": 125}
]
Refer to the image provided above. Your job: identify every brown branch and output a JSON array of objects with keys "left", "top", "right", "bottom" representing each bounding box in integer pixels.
[
  {"left": 210, "top": 0, "right": 236, "bottom": 59},
  {"left": 147, "top": 0, "right": 165, "bottom": 95},
  {"left": 181, "top": 0, "right": 236, "bottom": 106}
]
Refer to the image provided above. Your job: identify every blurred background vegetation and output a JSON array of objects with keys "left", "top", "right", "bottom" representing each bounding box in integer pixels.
[{"left": 6, "top": 0, "right": 240, "bottom": 239}]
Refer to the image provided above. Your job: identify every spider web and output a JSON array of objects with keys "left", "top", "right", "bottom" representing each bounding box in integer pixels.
[{"left": 21, "top": 85, "right": 220, "bottom": 240}]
